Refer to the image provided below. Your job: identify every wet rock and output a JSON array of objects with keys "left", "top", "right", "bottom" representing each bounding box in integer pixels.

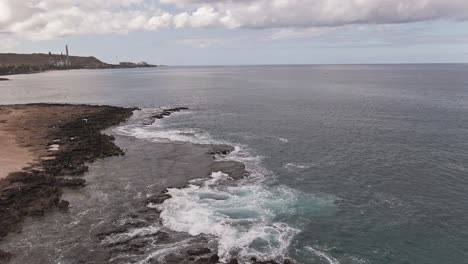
[
  {"left": 64, "top": 246, "right": 111, "bottom": 264},
  {"left": 94, "top": 219, "right": 149, "bottom": 240},
  {"left": 57, "top": 178, "right": 86, "bottom": 188},
  {"left": 147, "top": 192, "right": 172, "bottom": 205},
  {"left": 166, "top": 107, "right": 189, "bottom": 112},
  {"left": 249, "top": 257, "right": 295, "bottom": 264},
  {"left": 0, "top": 104, "right": 136, "bottom": 241},
  {"left": 149, "top": 107, "right": 189, "bottom": 123},
  {"left": 209, "top": 255, "right": 220, "bottom": 263},
  {"left": 187, "top": 247, "right": 211, "bottom": 256},
  {"left": 129, "top": 239, "right": 147, "bottom": 249},
  {"left": 209, "top": 145, "right": 235, "bottom": 156},
  {"left": 0, "top": 172, "right": 61, "bottom": 237},
  {"left": 162, "top": 254, "right": 186, "bottom": 263},
  {"left": 193, "top": 254, "right": 221, "bottom": 264},
  {"left": 0, "top": 249, "right": 12, "bottom": 263},
  {"left": 152, "top": 114, "right": 164, "bottom": 119},
  {"left": 209, "top": 161, "right": 249, "bottom": 180},
  {"left": 57, "top": 200, "right": 70, "bottom": 211}
]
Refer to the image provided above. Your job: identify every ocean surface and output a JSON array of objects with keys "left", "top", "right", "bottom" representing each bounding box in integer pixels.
[{"left": 1, "top": 64, "right": 468, "bottom": 263}]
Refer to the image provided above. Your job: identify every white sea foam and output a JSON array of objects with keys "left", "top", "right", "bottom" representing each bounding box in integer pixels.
[
  {"left": 115, "top": 110, "right": 271, "bottom": 181},
  {"left": 137, "top": 238, "right": 196, "bottom": 264},
  {"left": 48, "top": 144, "right": 60, "bottom": 151},
  {"left": 157, "top": 172, "right": 300, "bottom": 262},
  {"left": 103, "top": 225, "right": 162, "bottom": 245},
  {"left": 283, "top": 162, "right": 313, "bottom": 170},
  {"left": 115, "top": 109, "right": 301, "bottom": 262},
  {"left": 305, "top": 246, "right": 340, "bottom": 264},
  {"left": 115, "top": 125, "right": 222, "bottom": 145}
]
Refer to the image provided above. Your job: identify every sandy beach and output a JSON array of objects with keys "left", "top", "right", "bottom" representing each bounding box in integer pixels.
[
  {"left": 0, "top": 131, "right": 34, "bottom": 180},
  {"left": 0, "top": 104, "right": 135, "bottom": 179}
]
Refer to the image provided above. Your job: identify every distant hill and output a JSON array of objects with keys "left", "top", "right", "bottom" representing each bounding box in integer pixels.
[
  {"left": 0, "top": 53, "right": 157, "bottom": 76},
  {"left": 0, "top": 53, "right": 108, "bottom": 67}
]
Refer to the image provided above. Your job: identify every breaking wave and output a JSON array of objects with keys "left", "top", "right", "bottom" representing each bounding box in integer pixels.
[
  {"left": 114, "top": 109, "right": 336, "bottom": 263},
  {"left": 283, "top": 162, "right": 313, "bottom": 171},
  {"left": 157, "top": 172, "right": 300, "bottom": 262},
  {"left": 305, "top": 246, "right": 340, "bottom": 264}
]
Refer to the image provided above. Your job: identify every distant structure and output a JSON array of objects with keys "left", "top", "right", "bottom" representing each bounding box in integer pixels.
[
  {"left": 66, "top": 45, "right": 71, "bottom": 66},
  {"left": 119, "top": 62, "right": 134, "bottom": 67},
  {"left": 48, "top": 45, "right": 71, "bottom": 67},
  {"left": 119, "top": 61, "right": 150, "bottom": 67}
]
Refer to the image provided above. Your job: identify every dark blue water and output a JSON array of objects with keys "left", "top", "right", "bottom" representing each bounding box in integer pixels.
[{"left": 2, "top": 64, "right": 468, "bottom": 263}]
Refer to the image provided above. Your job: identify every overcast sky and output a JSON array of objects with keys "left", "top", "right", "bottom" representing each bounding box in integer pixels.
[{"left": 1, "top": 0, "right": 468, "bottom": 65}]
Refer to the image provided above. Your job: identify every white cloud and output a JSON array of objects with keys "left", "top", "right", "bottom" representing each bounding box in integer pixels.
[{"left": 0, "top": 0, "right": 468, "bottom": 40}]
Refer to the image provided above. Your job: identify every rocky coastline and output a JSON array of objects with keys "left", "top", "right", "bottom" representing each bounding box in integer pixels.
[
  {"left": 0, "top": 105, "right": 293, "bottom": 264},
  {"left": 0, "top": 104, "right": 137, "bottom": 262}
]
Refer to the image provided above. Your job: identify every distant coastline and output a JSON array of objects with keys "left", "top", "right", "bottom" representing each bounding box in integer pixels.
[{"left": 0, "top": 53, "right": 159, "bottom": 76}]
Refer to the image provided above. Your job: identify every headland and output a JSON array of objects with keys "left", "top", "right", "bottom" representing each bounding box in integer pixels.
[{"left": 0, "top": 50, "right": 158, "bottom": 76}]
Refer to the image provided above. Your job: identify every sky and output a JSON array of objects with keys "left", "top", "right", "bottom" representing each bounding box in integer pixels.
[{"left": 1, "top": 0, "right": 468, "bottom": 65}]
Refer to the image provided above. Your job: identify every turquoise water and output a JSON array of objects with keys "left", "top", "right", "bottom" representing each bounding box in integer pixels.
[{"left": 2, "top": 64, "right": 468, "bottom": 263}]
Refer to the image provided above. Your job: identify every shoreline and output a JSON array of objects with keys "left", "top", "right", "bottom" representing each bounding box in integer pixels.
[
  {"left": 0, "top": 104, "right": 292, "bottom": 264},
  {"left": 0, "top": 104, "right": 136, "bottom": 262},
  {"left": 0, "top": 65, "right": 158, "bottom": 77}
]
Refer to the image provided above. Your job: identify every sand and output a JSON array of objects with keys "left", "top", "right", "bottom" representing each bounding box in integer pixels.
[{"left": 0, "top": 109, "right": 35, "bottom": 179}]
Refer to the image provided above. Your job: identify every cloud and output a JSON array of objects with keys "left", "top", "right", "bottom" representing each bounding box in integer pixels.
[
  {"left": 267, "top": 28, "right": 324, "bottom": 41},
  {"left": 180, "top": 0, "right": 468, "bottom": 28},
  {"left": 174, "top": 37, "right": 228, "bottom": 48},
  {"left": 1, "top": 0, "right": 468, "bottom": 40}
]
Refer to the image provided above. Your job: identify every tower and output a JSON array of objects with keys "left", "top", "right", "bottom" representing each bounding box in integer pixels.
[{"left": 65, "top": 45, "right": 70, "bottom": 67}]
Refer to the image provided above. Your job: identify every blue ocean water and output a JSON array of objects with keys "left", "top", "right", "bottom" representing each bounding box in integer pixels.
[{"left": 2, "top": 64, "right": 468, "bottom": 263}]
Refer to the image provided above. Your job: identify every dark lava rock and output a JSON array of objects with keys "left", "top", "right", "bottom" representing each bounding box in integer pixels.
[
  {"left": 0, "top": 249, "right": 12, "bottom": 263},
  {"left": 209, "top": 161, "right": 249, "bottom": 180},
  {"left": 147, "top": 192, "right": 172, "bottom": 205},
  {"left": 249, "top": 257, "right": 295, "bottom": 264},
  {"left": 0, "top": 172, "right": 61, "bottom": 237},
  {"left": 149, "top": 107, "right": 189, "bottom": 123},
  {"left": 209, "top": 145, "right": 235, "bottom": 156},
  {"left": 152, "top": 114, "right": 164, "bottom": 119},
  {"left": 94, "top": 219, "right": 149, "bottom": 240},
  {"left": 57, "top": 178, "right": 86, "bottom": 188},
  {"left": 166, "top": 107, "right": 189, "bottom": 112},
  {"left": 57, "top": 200, "right": 70, "bottom": 211},
  {"left": 187, "top": 247, "right": 211, "bottom": 256},
  {"left": 0, "top": 104, "right": 136, "bottom": 241},
  {"left": 63, "top": 246, "right": 111, "bottom": 264}
]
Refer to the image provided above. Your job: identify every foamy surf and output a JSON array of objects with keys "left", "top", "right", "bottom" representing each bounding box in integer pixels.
[
  {"left": 305, "top": 246, "right": 340, "bottom": 264},
  {"left": 157, "top": 172, "right": 300, "bottom": 262},
  {"left": 113, "top": 109, "right": 328, "bottom": 262},
  {"left": 283, "top": 162, "right": 313, "bottom": 171}
]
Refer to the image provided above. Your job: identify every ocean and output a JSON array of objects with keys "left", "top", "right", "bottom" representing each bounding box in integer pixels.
[{"left": 1, "top": 64, "right": 468, "bottom": 263}]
